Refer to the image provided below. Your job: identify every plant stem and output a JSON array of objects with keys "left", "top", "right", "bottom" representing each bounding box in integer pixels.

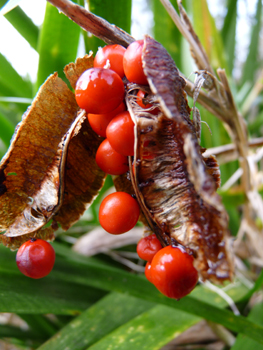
[{"left": 46, "top": 0, "right": 134, "bottom": 47}]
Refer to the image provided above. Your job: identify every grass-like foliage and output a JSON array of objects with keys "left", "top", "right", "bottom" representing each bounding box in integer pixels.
[{"left": 0, "top": 0, "right": 263, "bottom": 349}]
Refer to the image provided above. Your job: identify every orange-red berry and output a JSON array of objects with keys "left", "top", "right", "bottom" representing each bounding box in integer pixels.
[
  {"left": 99, "top": 192, "right": 140, "bottom": 234},
  {"left": 96, "top": 139, "right": 129, "bottom": 175},
  {"left": 150, "top": 246, "right": 198, "bottom": 299},
  {"left": 123, "top": 40, "right": 148, "bottom": 85},
  {"left": 88, "top": 102, "right": 126, "bottom": 138},
  {"left": 137, "top": 234, "right": 162, "bottom": 262},
  {"left": 75, "top": 68, "right": 125, "bottom": 114},
  {"left": 16, "top": 239, "right": 55, "bottom": 279},
  {"left": 94, "top": 44, "right": 126, "bottom": 78},
  {"left": 106, "top": 111, "right": 135, "bottom": 156}
]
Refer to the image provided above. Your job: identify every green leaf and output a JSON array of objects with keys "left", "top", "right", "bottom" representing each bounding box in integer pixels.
[
  {"left": 0, "top": 245, "right": 106, "bottom": 315},
  {"left": 152, "top": 0, "right": 182, "bottom": 70},
  {"left": 239, "top": 267, "right": 263, "bottom": 304},
  {"left": 83, "top": 0, "right": 131, "bottom": 53},
  {"left": 0, "top": 110, "right": 15, "bottom": 147},
  {"left": 0, "top": 324, "right": 45, "bottom": 343},
  {"left": 221, "top": 0, "right": 238, "bottom": 74},
  {"left": 231, "top": 302, "right": 263, "bottom": 350},
  {"left": 87, "top": 304, "right": 199, "bottom": 350},
  {"left": 36, "top": 2, "right": 81, "bottom": 90},
  {"left": 51, "top": 244, "right": 263, "bottom": 345},
  {"left": 192, "top": 0, "right": 227, "bottom": 72},
  {"left": 240, "top": 0, "right": 262, "bottom": 85},
  {"left": 0, "top": 0, "right": 22, "bottom": 15},
  {"left": 0, "top": 53, "right": 32, "bottom": 98},
  {"left": 0, "top": 0, "right": 39, "bottom": 50},
  {"left": 18, "top": 314, "right": 58, "bottom": 338},
  {"left": 37, "top": 293, "right": 154, "bottom": 350}
]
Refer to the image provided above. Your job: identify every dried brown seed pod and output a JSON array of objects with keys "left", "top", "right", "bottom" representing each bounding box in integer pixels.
[{"left": 126, "top": 36, "right": 233, "bottom": 283}]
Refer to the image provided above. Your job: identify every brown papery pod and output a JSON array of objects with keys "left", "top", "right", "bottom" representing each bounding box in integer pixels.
[
  {"left": 55, "top": 55, "right": 106, "bottom": 230},
  {"left": 0, "top": 55, "right": 106, "bottom": 248},
  {"left": 0, "top": 74, "right": 79, "bottom": 249},
  {"left": 127, "top": 36, "right": 234, "bottom": 283}
]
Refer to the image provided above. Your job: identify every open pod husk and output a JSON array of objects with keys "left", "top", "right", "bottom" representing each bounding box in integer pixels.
[
  {"left": 0, "top": 55, "right": 106, "bottom": 249},
  {"left": 123, "top": 36, "right": 234, "bottom": 283}
]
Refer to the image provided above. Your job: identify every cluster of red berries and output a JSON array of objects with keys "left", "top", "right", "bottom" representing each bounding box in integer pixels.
[
  {"left": 137, "top": 234, "right": 199, "bottom": 299},
  {"left": 75, "top": 40, "right": 152, "bottom": 235},
  {"left": 74, "top": 40, "right": 198, "bottom": 299},
  {"left": 15, "top": 41, "right": 198, "bottom": 299},
  {"left": 15, "top": 41, "right": 149, "bottom": 280}
]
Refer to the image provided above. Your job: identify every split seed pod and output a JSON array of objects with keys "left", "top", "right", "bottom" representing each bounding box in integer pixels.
[{"left": 126, "top": 36, "right": 234, "bottom": 283}]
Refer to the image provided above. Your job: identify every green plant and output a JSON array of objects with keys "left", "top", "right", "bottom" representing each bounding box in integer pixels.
[{"left": 0, "top": 0, "right": 263, "bottom": 349}]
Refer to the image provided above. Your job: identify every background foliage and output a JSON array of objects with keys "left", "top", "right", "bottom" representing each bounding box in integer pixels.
[{"left": 0, "top": 0, "right": 263, "bottom": 349}]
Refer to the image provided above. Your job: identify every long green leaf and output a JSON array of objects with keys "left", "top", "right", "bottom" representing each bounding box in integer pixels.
[
  {"left": 0, "top": 240, "right": 261, "bottom": 344},
  {"left": 0, "top": 324, "right": 45, "bottom": 343},
  {"left": 0, "top": 110, "right": 15, "bottom": 147},
  {"left": 83, "top": 0, "right": 131, "bottom": 53},
  {"left": 152, "top": 0, "right": 182, "bottom": 70},
  {"left": 240, "top": 0, "right": 262, "bottom": 85},
  {"left": 51, "top": 244, "right": 263, "bottom": 345},
  {"left": 192, "top": 0, "right": 227, "bottom": 72},
  {"left": 36, "top": 2, "right": 81, "bottom": 90},
  {"left": 87, "top": 304, "right": 199, "bottom": 350},
  {"left": 0, "top": 0, "right": 39, "bottom": 50},
  {"left": 221, "top": 0, "right": 238, "bottom": 74},
  {"left": 231, "top": 302, "right": 263, "bottom": 350},
  {"left": 18, "top": 314, "right": 58, "bottom": 338},
  {"left": 0, "top": 53, "right": 32, "bottom": 97},
  {"left": 0, "top": 0, "right": 22, "bottom": 15},
  {"left": 0, "top": 246, "right": 106, "bottom": 314},
  {"left": 37, "top": 293, "right": 154, "bottom": 350}
]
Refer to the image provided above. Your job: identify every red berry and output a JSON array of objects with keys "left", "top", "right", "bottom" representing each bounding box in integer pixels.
[
  {"left": 75, "top": 68, "right": 125, "bottom": 114},
  {"left": 123, "top": 40, "right": 148, "bottom": 85},
  {"left": 106, "top": 111, "right": 135, "bottom": 156},
  {"left": 94, "top": 44, "right": 126, "bottom": 78},
  {"left": 137, "top": 234, "right": 162, "bottom": 262},
  {"left": 88, "top": 102, "right": 126, "bottom": 138},
  {"left": 96, "top": 139, "right": 129, "bottom": 175},
  {"left": 145, "top": 261, "right": 153, "bottom": 283},
  {"left": 16, "top": 239, "right": 55, "bottom": 279},
  {"left": 141, "top": 139, "right": 155, "bottom": 160},
  {"left": 150, "top": 246, "right": 198, "bottom": 299},
  {"left": 136, "top": 90, "right": 159, "bottom": 114},
  {"left": 99, "top": 192, "right": 140, "bottom": 234},
  {"left": 136, "top": 89, "right": 152, "bottom": 109}
]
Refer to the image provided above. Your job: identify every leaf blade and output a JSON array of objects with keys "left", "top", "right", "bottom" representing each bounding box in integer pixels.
[
  {"left": 36, "top": 2, "right": 81, "bottom": 89},
  {"left": 37, "top": 293, "right": 154, "bottom": 350},
  {"left": 0, "top": 0, "right": 39, "bottom": 50}
]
